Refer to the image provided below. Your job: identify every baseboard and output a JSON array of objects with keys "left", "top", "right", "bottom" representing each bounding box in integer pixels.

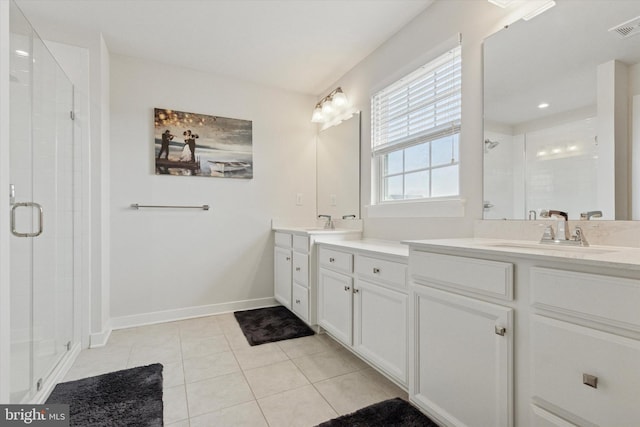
[
  {"left": 89, "top": 326, "right": 112, "bottom": 348},
  {"left": 110, "top": 297, "right": 278, "bottom": 331}
]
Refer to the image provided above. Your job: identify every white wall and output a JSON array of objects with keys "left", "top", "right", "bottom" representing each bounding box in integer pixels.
[
  {"left": 109, "top": 55, "right": 316, "bottom": 325},
  {"left": 317, "top": 0, "right": 520, "bottom": 240}
]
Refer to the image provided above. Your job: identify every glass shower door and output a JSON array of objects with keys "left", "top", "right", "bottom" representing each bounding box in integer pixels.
[{"left": 9, "top": 1, "right": 75, "bottom": 403}]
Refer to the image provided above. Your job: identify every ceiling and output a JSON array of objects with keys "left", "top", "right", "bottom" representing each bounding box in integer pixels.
[
  {"left": 484, "top": 0, "right": 640, "bottom": 128},
  {"left": 15, "top": 0, "right": 434, "bottom": 95}
]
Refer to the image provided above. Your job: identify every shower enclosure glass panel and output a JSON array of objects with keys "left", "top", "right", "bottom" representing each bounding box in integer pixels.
[{"left": 9, "top": 2, "right": 75, "bottom": 403}]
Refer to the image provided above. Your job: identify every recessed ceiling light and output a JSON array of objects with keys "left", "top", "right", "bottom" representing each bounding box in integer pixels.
[
  {"left": 538, "top": 102, "right": 550, "bottom": 109},
  {"left": 488, "top": 0, "right": 515, "bottom": 8},
  {"left": 15, "top": 50, "right": 29, "bottom": 57}
]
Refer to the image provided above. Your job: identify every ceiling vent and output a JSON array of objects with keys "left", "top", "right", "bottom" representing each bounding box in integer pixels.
[{"left": 609, "top": 15, "right": 640, "bottom": 39}]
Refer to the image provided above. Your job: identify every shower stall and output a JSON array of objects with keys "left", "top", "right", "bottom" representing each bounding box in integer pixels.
[{"left": 2, "top": 1, "right": 79, "bottom": 403}]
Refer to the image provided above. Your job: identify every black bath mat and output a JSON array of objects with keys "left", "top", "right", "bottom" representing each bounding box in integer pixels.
[
  {"left": 46, "top": 363, "right": 163, "bottom": 427},
  {"left": 234, "top": 305, "right": 315, "bottom": 345},
  {"left": 317, "top": 397, "right": 438, "bottom": 427}
]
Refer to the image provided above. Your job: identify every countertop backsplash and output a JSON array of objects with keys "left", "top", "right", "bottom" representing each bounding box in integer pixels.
[{"left": 474, "top": 220, "right": 640, "bottom": 248}]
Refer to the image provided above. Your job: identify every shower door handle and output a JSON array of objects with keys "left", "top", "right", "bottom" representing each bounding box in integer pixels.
[{"left": 11, "top": 202, "right": 43, "bottom": 237}]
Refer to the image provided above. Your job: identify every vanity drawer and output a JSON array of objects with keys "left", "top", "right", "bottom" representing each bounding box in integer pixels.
[
  {"left": 292, "top": 283, "right": 309, "bottom": 322},
  {"left": 410, "top": 251, "right": 513, "bottom": 300},
  {"left": 355, "top": 255, "right": 407, "bottom": 291},
  {"left": 275, "top": 232, "right": 292, "bottom": 248},
  {"left": 293, "top": 235, "right": 311, "bottom": 252},
  {"left": 292, "top": 252, "right": 309, "bottom": 287},
  {"left": 531, "top": 315, "right": 640, "bottom": 426},
  {"left": 319, "top": 247, "right": 353, "bottom": 273},
  {"left": 530, "top": 267, "right": 640, "bottom": 331}
]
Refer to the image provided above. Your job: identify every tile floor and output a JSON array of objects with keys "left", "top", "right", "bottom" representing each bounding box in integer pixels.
[{"left": 63, "top": 312, "right": 408, "bottom": 427}]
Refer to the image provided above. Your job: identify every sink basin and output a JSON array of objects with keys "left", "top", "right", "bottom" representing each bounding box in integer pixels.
[{"left": 485, "top": 242, "right": 619, "bottom": 255}]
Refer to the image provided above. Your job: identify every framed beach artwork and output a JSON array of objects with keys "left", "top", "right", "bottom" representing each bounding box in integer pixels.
[{"left": 154, "top": 108, "right": 253, "bottom": 178}]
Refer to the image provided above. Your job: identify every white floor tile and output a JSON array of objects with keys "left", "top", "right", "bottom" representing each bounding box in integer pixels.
[
  {"left": 189, "top": 401, "right": 267, "bottom": 427},
  {"left": 292, "top": 349, "right": 362, "bottom": 383},
  {"left": 277, "top": 335, "right": 331, "bottom": 359},
  {"left": 181, "top": 335, "right": 230, "bottom": 360},
  {"left": 314, "top": 371, "right": 390, "bottom": 415},
  {"left": 182, "top": 351, "right": 240, "bottom": 383},
  {"left": 258, "top": 384, "right": 338, "bottom": 427},
  {"left": 232, "top": 343, "right": 289, "bottom": 370},
  {"left": 243, "top": 360, "right": 310, "bottom": 399},
  {"left": 163, "top": 385, "right": 189, "bottom": 425},
  {"left": 185, "top": 372, "right": 254, "bottom": 417}
]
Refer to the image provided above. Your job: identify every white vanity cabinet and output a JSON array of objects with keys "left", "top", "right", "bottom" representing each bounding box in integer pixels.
[
  {"left": 318, "top": 249, "right": 354, "bottom": 345},
  {"left": 409, "top": 250, "right": 514, "bottom": 427},
  {"left": 317, "top": 241, "right": 409, "bottom": 387},
  {"left": 274, "top": 233, "right": 293, "bottom": 309},
  {"left": 406, "top": 238, "right": 640, "bottom": 427},
  {"left": 529, "top": 267, "right": 640, "bottom": 426},
  {"left": 273, "top": 229, "right": 360, "bottom": 326}
]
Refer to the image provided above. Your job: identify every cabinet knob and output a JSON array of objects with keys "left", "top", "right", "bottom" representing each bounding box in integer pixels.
[
  {"left": 295, "top": 267, "right": 301, "bottom": 271},
  {"left": 583, "top": 373, "right": 598, "bottom": 389},
  {"left": 286, "top": 257, "right": 291, "bottom": 261},
  {"left": 373, "top": 268, "right": 380, "bottom": 274},
  {"left": 344, "top": 286, "right": 350, "bottom": 291},
  {"left": 329, "top": 257, "right": 335, "bottom": 263},
  {"left": 295, "top": 299, "right": 301, "bottom": 304},
  {"left": 495, "top": 325, "right": 506, "bottom": 336},
  {"left": 353, "top": 288, "right": 360, "bottom": 294}
]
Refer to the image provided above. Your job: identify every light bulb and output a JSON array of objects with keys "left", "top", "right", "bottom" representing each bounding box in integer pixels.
[
  {"left": 321, "top": 99, "right": 334, "bottom": 116},
  {"left": 332, "top": 88, "right": 348, "bottom": 108},
  {"left": 311, "top": 104, "right": 324, "bottom": 123}
]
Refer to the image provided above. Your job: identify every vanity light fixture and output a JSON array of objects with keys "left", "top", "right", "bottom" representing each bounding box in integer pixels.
[
  {"left": 522, "top": 0, "right": 556, "bottom": 21},
  {"left": 311, "top": 87, "right": 354, "bottom": 130},
  {"left": 538, "top": 102, "right": 550, "bottom": 109}
]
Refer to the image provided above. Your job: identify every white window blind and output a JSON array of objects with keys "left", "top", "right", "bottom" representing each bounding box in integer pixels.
[
  {"left": 372, "top": 45, "right": 461, "bottom": 154},
  {"left": 371, "top": 45, "right": 462, "bottom": 202}
]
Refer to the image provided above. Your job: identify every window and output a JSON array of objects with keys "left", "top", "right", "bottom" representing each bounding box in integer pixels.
[{"left": 372, "top": 45, "right": 461, "bottom": 203}]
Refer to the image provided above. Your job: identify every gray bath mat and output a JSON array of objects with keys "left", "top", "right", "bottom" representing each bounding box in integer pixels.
[
  {"left": 46, "top": 363, "right": 163, "bottom": 427},
  {"left": 234, "top": 305, "right": 314, "bottom": 345},
  {"left": 317, "top": 397, "right": 438, "bottom": 427}
]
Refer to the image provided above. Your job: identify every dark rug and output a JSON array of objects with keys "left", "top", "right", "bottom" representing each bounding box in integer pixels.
[
  {"left": 317, "top": 398, "right": 438, "bottom": 427},
  {"left": 234, "top": 305, "right": 315, "bottom": 345},
  {"left": 46, "top": 363, "right": 163, "bottom": 427}
]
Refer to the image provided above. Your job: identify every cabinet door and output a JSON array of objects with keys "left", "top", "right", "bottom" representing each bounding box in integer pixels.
[
  {"left": 274, "top": 247, "right": 292, "bottom": 309},
  {"left": 354, "top": 279, "right": 407, "bottom": 386},
  {"left": 318, "top": 268, "right": 353, "bottom": 345},
  {"left": 410, "top": 285, "right": 513, "bottom": 427}
]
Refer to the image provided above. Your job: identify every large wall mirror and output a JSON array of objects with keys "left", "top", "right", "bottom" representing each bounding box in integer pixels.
[
  {"left": 316, "top": 112, "right": 361, "bottom": 219},
  {"left": 483, "top": 1, "right": 640, "bottom": 220}
]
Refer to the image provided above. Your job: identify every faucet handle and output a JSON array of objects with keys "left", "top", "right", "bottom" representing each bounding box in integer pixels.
[{"left": 573, "top": 226, "right": 589, "bottom": 247}]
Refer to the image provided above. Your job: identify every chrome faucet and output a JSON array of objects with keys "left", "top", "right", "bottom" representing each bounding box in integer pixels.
[
  {"left": 580, "top": 210, "right": 602, "bottom": 220},
  {"left": 318, "top": 214, "right": 334, "bottom": 230},
  {"left": 539, "top": 209, "right": 589, "bottom": 246}
]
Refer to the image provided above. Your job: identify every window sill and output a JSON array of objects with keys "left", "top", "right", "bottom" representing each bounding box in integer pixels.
[{"left": 365, "top": 198, "right": 466, "bottom": 219}]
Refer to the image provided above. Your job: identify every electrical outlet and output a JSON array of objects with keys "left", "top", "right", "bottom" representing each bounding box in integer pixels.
[
  {"left": 296, "top": 193, "right": 303, "bottom": 206},
  {"left": 330, "top": 194, "right": 337, "bottom": 206}
]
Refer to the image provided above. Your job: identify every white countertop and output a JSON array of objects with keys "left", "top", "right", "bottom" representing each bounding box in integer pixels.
[
  {"left": 403, "top": 238, "right": 640, "bottom": 270},
  {"left": 272, "top": 226, "right": 362, "bottom": 236},
  {"left": 316, "top": 238, "right": 409, "bottom": 258}
]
